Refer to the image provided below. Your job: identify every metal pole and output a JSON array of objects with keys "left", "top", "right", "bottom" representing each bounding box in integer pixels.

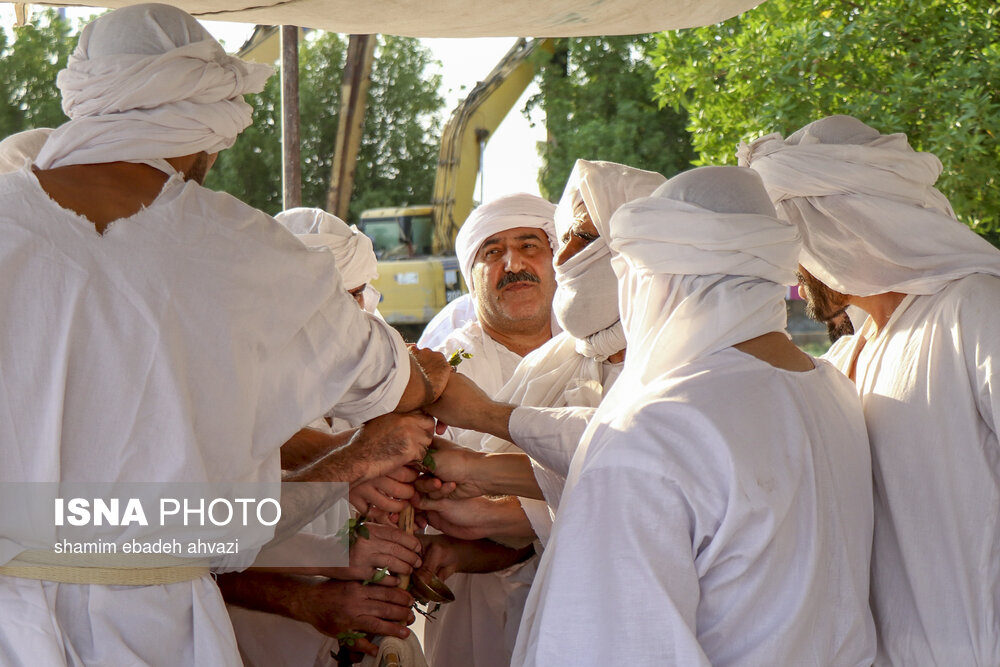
[{"left": 280, "top": 25, "right": 302, "bottom": 209}]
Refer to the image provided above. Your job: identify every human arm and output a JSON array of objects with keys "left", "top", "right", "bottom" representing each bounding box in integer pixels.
[
  {"left": 419, "top": 534, "right": 535, "bottom": 581},
  {"left": 422, "top": 371, "right": 516, "bottom": 440},
  {"left": 416, "top": 437, "right": 544, "bottom": 501},
  {"left": 393, "top": 347, "right": 452, "bottom": 413},
  {"left": 350, "top": 465, "right": 419, "bottom": 515},
  {"left": 280, "top": 426, "right": 354, "bottom": 471},
  {"left": 282, "top": 412, "right": 434, "bottom": 485},
  {"left": 216, "top": 571, "right": 414, "bottom": 658},
  {"left": 412, "top": 493, "right": 536, "bottom": 545}
]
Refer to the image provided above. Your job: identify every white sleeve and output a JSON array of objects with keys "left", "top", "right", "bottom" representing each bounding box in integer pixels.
[
  {"left": 252, "top": 289, "right": 408, "bottom": 457},
  {"left": 517, "top": 465, "right": 709, "bottom": 666},
  {"left": 508, "top": 405, "right": 596, "bottom": 476}
]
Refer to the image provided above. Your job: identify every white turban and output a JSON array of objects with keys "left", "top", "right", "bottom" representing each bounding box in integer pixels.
[
  {"left": 552, "top": 160, "right": 666, "bottom": 360},
  {"left": 454, "top": 192, "right": 557, "bottom": 289},
  {"left": 35, "top": 3, "right": 273, "bottom": 172},
  {"left": 275, "top": 208, "right": 381, "bottom": 313},
  {"left": 0, "top": 128, "right": 52, "bottom": 173},
  {"left": 608, "top": 166, "right": 801, "bottom": 384},
  {"left": 739, "top": 114, "right": 1000, "bottom": 297}
]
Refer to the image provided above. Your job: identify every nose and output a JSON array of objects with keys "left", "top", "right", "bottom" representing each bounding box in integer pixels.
[{"left": 503, "top": 247, "right": 526, "bottom": 273}]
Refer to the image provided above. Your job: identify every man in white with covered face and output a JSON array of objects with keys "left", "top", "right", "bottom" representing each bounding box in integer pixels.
[
  {"left": 423, "top": 192, "right": 558, "bottom": 667},
  {"left": 741, "top": 114, "right": 1000, "bottom": 666},
  {"left": 514, "top": 166, "right": 876, "bottom": 666},
  {"left": 0, "top": 6, "right": 448, "bottom": 665}
]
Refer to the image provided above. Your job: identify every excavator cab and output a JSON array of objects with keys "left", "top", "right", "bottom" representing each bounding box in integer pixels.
[{"left": 359, "top": 206, "right": 435, "bottom": 259}]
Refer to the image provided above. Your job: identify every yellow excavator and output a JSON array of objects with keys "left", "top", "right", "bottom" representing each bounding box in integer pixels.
[{"left": 357, "top": 38, "right": 553, "bottom": 336}]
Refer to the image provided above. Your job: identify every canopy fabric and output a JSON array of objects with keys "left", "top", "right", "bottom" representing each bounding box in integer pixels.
[{"left": 45, "top": 0, "right": 765, "bottom": 37}]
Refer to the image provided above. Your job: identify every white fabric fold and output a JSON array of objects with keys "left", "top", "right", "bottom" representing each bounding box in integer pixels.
[
  {"left": 0, "top": 128, "right": 52, "bottom": 173},
  {"left": 739, "top": 114, "right": 1000, "bottom": 297},
  {"left": 552, "top": 160, "right": 666, "bottom": 342},
  {"left": 275, "top": 207, "right": 379, "bottom": 292},
  {"left": 35, "top": 4, "right": 272, "bottom": 170},
  {"left": 454, "top": 193, "right": 557, "bottom": 289}
]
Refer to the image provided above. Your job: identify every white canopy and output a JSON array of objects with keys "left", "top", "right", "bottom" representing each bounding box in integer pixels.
[{"left": 39, "top": 0, "right": 765, "bottom": 37}]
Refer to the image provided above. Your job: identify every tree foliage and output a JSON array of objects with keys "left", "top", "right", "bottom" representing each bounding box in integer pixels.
[
  {"left": 525, "top": 36, "right": 695, "bottom": 201},
  {"left": 0, "top": 10, "right": 74, "bottom": 134},
  {"left": 207, "top": 33, "right": 444, "bottom": 219},
  {"left": 651, "top": 0, "right": 1000, "bottom": 239}
]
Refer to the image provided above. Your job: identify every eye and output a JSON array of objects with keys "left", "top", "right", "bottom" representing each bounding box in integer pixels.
[{"left": 574, "top": 231, "right": 598, "bottom": 243}]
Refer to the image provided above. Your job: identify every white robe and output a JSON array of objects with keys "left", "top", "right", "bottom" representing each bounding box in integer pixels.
[
  {"left": 824, "top": 274, "right": 1000, "bottom": 665},
  {"left": 514, "top": 349, "right": 877, "bottom": 666},
  {"left": 0, "top": 167, "right": 408, "bottom": 665},
  {"left": 424, "top": 319, "right": 524, "bottom": 667}
]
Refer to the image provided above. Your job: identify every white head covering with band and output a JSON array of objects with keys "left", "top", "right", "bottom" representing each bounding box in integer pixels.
[
  {"left": 738, "top": 114, "right": 1000, "bottom": 297},
  {"left": 34, "top": 3, "right": 272, "bottom": 174},
  {"left": 552, "top": 159, "right": 666, "bottom": 360},
  {"left": 454, "top": 192, "right": 557, "bottom": 290},
  {"left": 607, "top": 166, "right": 800, "bottom": 387}
]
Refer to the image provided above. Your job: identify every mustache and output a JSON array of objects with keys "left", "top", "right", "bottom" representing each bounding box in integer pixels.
[{"left": 496, "top": 270, "right": 540, "bottom": 290}]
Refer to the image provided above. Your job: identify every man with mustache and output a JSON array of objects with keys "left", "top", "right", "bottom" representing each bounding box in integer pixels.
[{"left": 424, "top": 192, "right": 558, "bottom": 667}]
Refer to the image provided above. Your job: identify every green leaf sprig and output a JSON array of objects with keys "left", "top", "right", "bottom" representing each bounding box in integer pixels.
[
  {"left": 421, "top": 447, "right": 438, "bottom": 472},
  {"left": 336, "top": 514, "right": 370, "bottom": 548},
  {"left": 363, "top": 566, "right": 390, "bottom": 586},
  {"left": 447, "top": 348, "right": 473, "bottom": 367},
  {"left": 335, "top": 630, "right": 365, "bottom": 647}
]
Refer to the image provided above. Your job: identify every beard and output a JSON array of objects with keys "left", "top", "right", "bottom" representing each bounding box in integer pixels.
[
  {"left": 797, "top": 269, "right": 855, "bottom": 343},
  {"left": 184, "top": 151, "right": 210, "bottom": 185}
]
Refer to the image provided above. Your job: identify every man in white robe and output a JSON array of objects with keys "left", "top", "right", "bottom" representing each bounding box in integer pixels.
[
  {"left": 0, "top": 7, "right": 448, "bottom": 665},
  {"left": 741, "top": 114, "right": 1000, "bottom": 665},
  {"left": 423, "top": 192, "right": 558, "bottom": 667},
  {"left": 514, "top": 166, "right": 876, "bottom": 666}
]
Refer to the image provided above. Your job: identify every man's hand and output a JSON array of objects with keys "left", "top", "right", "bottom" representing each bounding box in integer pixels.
[
  {"left": 423, "top": 372, "right": 514, "bottom": 439},
  {"left": 419, "top": 534, "right": 536, "bottom": 581},
  {"left": 409, "top": 345, "right": 452, "bottom": 402},
  {"left": 295, "top": 580, "right": 415, "bottom": 657},
  {"left": 414, "top": 437, "right": 490, "bottom": 501},
  {"left": 345, "top": 412, "right": 435, "bottom": 483},
  {"left": 350, "top": 466, "right": 419, "bottom": 514},
  {"left": 319, "top": 522, "right": 422, "bottom": 586},
  {"left": 412, "top": 494, "right": 535, "bottom": 542}
]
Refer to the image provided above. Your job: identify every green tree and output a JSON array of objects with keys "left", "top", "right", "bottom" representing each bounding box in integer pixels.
[
  {"left": 0, "top": 10, "right": 74, "bottom": 134},
  {"left": 207, "top": 33, "right": 444, "bottom": 219},
  {"left": 651, "top": 0, "right": 1000, "bottom": 240},
  {"left": 525, "top": 36, "right": 695, "bottom": 200}
]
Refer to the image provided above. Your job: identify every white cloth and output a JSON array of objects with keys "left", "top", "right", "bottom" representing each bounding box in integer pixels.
[
  {"left": 360, "top": 634, "right": 428, "bottom": 667},
  {"left": 454, "top": 193, "right": 557, "bottom": 290},
  {"left": 417, "top": 293, "right": 477, "bottom": 349},
  {"left": 514, "top": 351, "right": 877, "bottom": 666},
  {"left": 552, "top": 160, "right": 665, "bottom": 345},
  {"left": 275, "top": 207, "right": 379, "bottom": 292},
  {"left": 0, "top": 129, "right": 52, "bottom": 174},
  {"left": 516, "top": 165, "right": 875, "bottom": 665},
  {"left": 424, "top": 320, "right": 524, "bottom": 667},
  {"left": 35, "top": 4, "right": 273, "bottom": 171},
  {"left": 739, "top": 114, "right": 1000, "bottom": 298},
  {"left": 0, "top": 167, "right": 409, "bottom": 664},
  {"left": 823, "top": 275, "right": 1000, "bottom": 665}
]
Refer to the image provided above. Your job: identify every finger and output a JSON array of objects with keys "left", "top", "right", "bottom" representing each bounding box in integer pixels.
[
  {"left": 371, "top": 554, "right": 416, "bottom": 575},
  {"left": 435, "top": 421, "right": 449, "bottom": 436},
  {"left": 358, "top": 617, "right": 410, "bottom": 641},
  {"left": 369, "top": 524, "right": 422, "bottom": 553},
  {"left": 366, "top": 585, "right": 415, "bottom": 607},
  {"left": 387, "top": 466, "right": 419, "bottom": 483},
  {"left": 373, "top": 574, "right": 400, "bottom": 587},
  {"left": 366, "top": 492, "right": 408, "bottom": 514},
  {"left": 414, "top": 477, "right": 443, "bottom": 494},
  {"left": 375, "top": 477, "right": 415, "bottom": 500},
  {"left": 362, "top": 600, "right": 414, "bottom": 623},
  {"left": 354, "top": 638, "right": 380, "bottom": 658}
]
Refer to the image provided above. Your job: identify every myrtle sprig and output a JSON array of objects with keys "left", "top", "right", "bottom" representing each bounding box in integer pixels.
[
  {"left": 336, "top": 514, "right": 370, "bottom": 548},
  {"left": 421, "top": 447, "right": 438, "bottom": 472},
  {"left": 335, "top": 630, "right": 365, "bottom": 647},
  {"left": 363, "top": 566, "right": 390, "bottom": 586},
  {"left": 447, "top": 348, "right": 473, "bottom": 367}
]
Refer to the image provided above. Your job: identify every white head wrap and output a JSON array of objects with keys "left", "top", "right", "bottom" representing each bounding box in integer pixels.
[
  {"left": 454, "top": 192, "right": 557, "bottom": 290},
  {"left": 738, "top": 114, "right": 1000, "bottom": 297},
  {"left": 552, "top": 160, "right": 666, "bottom": 360},
  {"left": 0, "top": 128, "right": 52, "bottom": 173},
  {"left": 608, "top": 166, "right": 800, "bottom": 384},
  {"left": 275, "top": 207, "right": 381, "bottom": 314},
  {"left": 34, "top": 4, "right": 273, "bottom": 173}
]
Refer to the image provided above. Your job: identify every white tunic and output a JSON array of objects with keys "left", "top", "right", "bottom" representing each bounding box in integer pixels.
[
  {"left": 825, "top": 274, "right": 1000, "bottom": 665},
  {"left": 515, "top": 349, "right": 877, "bottom": 666},
  {"left": 0, "top": 167, "right": 408, "bottom": 665},
  {"left": 425, "top": 319, "right": 523, "bottom": 667}
]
